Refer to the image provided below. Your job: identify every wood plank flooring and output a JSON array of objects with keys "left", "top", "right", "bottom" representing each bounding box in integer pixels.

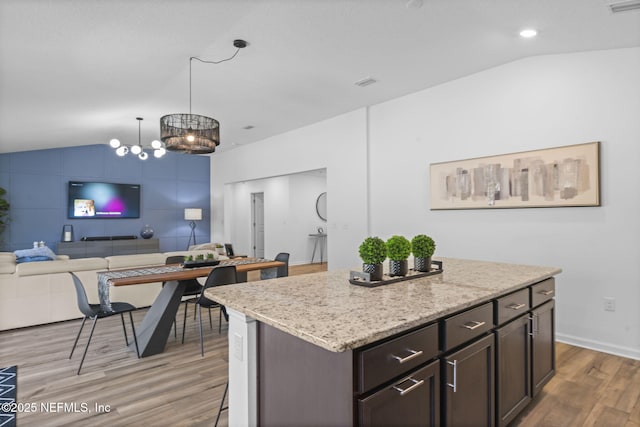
[{"left": 1, "top": 262, "right": 638, "bottom": 426}]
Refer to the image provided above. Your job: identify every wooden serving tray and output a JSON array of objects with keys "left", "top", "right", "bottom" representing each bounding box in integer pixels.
[{"left": 349, "top": 260, "right": 443, "bottom": 288}]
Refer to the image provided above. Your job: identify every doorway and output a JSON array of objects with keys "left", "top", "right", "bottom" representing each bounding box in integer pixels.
[{"left": 251, "top": 192, "right": 265, "bottom": 258}]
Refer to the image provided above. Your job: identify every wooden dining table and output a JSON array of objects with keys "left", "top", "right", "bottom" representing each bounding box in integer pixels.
[{"left": 97, "top": 258, "right": 285, "bottom": 357}]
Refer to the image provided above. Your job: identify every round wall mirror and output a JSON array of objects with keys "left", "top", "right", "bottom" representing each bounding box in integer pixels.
[{"left": 316, "top": 192, "right": 327, "bottom": 221}]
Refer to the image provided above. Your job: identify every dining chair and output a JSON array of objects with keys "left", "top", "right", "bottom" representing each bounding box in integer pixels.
[
  {"left": 260, "top": 252, "right": 290, "bottom": 279},
  {"left": 181, "top": 265, "right": 237, "bottom": 356},
  {"left": 164, "top": 255, "right": 205, "bottom": 337},
  {"left": 274, "top": 252, "right": 290, "bottom": 277},
  {"left": 68, "top": 272, "right": 140, "bottom": 375}
]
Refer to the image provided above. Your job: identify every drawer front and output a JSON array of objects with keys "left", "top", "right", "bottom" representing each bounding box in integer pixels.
[
  {"left": 442, "top": 302, "right": 494, "bottom": 351},
  {"left": 359, "top": 360, "right": 440, "bottom": 427},
  {"left": 358, "top": 323, "right": 439, "bottom": 394},
  {"left": 531, "top": 278, "right": 555, "bottom": 307},
  {"left": 495, "top": 288, "right": 530, "bottom": 325}
]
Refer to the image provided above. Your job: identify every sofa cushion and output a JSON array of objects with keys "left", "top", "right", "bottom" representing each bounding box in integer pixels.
[
  {"left": 16, "top": 257, "right": 108, "bottom": 277},
  {"left": 106, "top": 253, "right": 166, "bottom": 270},
  {"left": 0, "top": 252, "right": 16, "bottom": 274}
]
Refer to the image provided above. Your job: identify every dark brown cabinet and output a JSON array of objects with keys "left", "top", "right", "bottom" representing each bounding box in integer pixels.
[
  {"left": 256, "top": 276, "right": 556, "bottom": 427},
  {"left": 359, "top": 360, "right": 440, "bottom": 427},
  {"left": 495, "top": 315, "right": 531, "bottom": 427},
  {"left": 57, "top": 238, "right": 159, "bottom": 258},
  {"left": 531, "top": 299, "right": 555, "bottom": 397},
  {"left": 442, "top": 334, "right": 495, "bottom": 427}
]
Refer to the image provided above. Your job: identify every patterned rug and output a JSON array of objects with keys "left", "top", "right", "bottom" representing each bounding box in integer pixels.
[{"left": 0, "top": 366, "right": 16, "bottom": 427}]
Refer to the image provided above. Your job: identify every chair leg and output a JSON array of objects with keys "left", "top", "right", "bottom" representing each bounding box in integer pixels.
[
  {"left": 120, "top": 313, "right": 129, "bottom": 346},
  {"left": 208, "top": 307, "right": 213, "bottom": 329},
  {"left": 214, "top": 381, "right": 229, "bottom": 427},
  {"left": 128, "top": 311, "right": 140, "bottom": 359},
  {"left": 182, "top": 301, "right": 189, "bottom": 344},
  {"left": 218, "top": 308, "right": 222, "bottom": 334},
  {"left": 77, "top": 316, "right": 98, "bottom": 375},
  {"left": 198, "top": 304, "right": 205, "bottom": 357},
  {"left": 69, "top": 316, "right": 88, "bottom": 359}
]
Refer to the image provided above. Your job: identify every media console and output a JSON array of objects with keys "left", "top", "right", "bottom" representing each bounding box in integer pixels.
[{"left": 57, "top": 238, "right": 159, "bottom": 259}]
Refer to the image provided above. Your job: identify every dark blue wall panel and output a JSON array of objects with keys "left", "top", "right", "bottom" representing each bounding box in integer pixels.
[{"left": 0, "top": 144, "right": 210, "bottom": 253}]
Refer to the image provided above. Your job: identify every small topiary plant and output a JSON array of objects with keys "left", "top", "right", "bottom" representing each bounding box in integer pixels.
[
  {"left": 386, "top": 235, "right": 411, "bottom": 261},
  {"left": 358, "top": 236, "right": 387, "bottom": 265},
  {"left": 411, "top": 234, "right": 436, "bottom": 258}
]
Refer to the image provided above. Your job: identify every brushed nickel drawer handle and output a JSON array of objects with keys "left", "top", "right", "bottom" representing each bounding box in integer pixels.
[
  {"left": 446, "top": 360, "right": 457, "bottom": 392},
  {"left": 391, "top": 349, "right": 423, "bottom": 364},
  {"left": 462, "top": 320, "right": 486, "bottom": 330},
  {"left": 507, "top": 303, "right": 526, "bottom": 310},
  {"left": 393, "top": 378, "right": 425, "bottom": 396},
  {"left": 539, "top": 289, "right": 554, "bottom": 296}
]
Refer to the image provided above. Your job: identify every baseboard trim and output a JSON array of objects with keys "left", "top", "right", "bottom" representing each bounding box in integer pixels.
[{"left": 556, "top": 333, "right": 640, "bottom": 361}]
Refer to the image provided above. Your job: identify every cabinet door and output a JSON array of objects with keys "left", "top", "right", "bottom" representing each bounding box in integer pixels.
[
  {"left": 495, "top": 315, "right": 531, "bottom": 427},
  {"left": 359, "top": 360, "right": 440, "bottom": 427},
  {"left": 532, "top": 300, "right": 555, "bottom": 397},
  {"left": 443, "top": 334, "right": 495, "bottom": 427}
]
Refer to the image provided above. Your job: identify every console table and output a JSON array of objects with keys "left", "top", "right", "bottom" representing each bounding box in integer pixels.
[{"left": 57, "top": 238, "right": 159, "bottom": 259}]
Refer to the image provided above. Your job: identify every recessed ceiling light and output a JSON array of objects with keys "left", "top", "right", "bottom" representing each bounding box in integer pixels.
[{"left": 519, "top": 29, "right": 538, "bottom": 38}]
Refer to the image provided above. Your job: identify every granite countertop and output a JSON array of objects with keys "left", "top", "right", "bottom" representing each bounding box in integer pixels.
[{"left": 205, "top": 257, "right": 561, "bottom": 353}]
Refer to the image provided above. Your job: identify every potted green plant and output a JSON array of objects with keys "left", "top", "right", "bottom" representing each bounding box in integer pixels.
[
  {"left": 206, "top": 252, "right": 215, "bottom": 259},
  {"left": 386, "top": 235, "right": 411, "bottom": 276},
  {"left": 358, "top": 236, "right": 387, "bottom": 281},
  {"left": 411, "top": 234, "right": 436, "bottom": 272},
  {"left": 215, "top": 243, "right": 225, "bottom": 255}
]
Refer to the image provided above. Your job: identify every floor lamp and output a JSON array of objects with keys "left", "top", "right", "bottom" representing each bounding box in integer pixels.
[{"left": 185, "top": 208, "right": 202, "bottom": 250}]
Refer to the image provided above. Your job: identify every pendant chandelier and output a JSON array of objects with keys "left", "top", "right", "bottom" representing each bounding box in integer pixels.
[
  {"left": 109, "top": 117, "right": 166, "bottom": 160},
  {"left": 160, "top": 39, "right": 248, "bottom": 154}
]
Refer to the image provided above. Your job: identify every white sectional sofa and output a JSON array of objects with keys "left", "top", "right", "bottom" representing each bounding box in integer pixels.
[{"left": 0, "top": 249, "right": 225, "bottom": 331}]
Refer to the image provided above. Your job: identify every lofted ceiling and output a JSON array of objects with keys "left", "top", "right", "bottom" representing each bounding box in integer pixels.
[{"left": 0, "top": 0, "right": 639, "bottom": 155}]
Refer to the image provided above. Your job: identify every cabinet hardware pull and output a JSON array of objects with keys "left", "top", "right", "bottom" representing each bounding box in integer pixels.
[
  {"left": 461, "top": 320, "right": 486, "bottom": 330},
  {"left": 391, "top": 349, "right": 423, "bottom": 364},
  {"left": 392, "top": 378, "right": 425, "bottom": 396},
  {"left": 539, "top": 289, "right": 554, "bottom": 296},
  {"left": 446, "top": 360, "right": 457, "bottom": 393},
  {"left": 507, "top": 303, "right": 526, "bottom": 310},
  {"left": 528, "top": 315, "right": 535, "bottom": 337}
]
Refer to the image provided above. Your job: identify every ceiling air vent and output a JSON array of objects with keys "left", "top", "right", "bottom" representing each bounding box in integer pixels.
[
  {"left": 354, "top": 77, "right": 377, "bottom": 87},
  {"left": 609, "top": 0, "right": 640, "bottom": 13}
]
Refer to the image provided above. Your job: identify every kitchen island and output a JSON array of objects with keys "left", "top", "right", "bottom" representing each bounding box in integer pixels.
[{"left": 206, "top": 257, "right": 561, "bottom": 426}]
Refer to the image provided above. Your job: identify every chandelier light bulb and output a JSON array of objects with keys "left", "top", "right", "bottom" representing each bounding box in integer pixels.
[
  {"left": 151, "top": 140, "right": 162, "bottom": 149},
  {"left": 131, "top": 145, "right": 142, "bottom": 155},
  {"left": 109, "top": 138, "right": 121, "bottom": 148},
  {"left": 186, "top": 134, "right": 195, "bottom": 142},
  {"left": 138, "top": 151, "right": 149, "bottom": 160},
  {"left": 154, "top": 147, "right": 166, "bottom": 158},
  {"left": 115, "top": 146, "right": 129, "bottom": 156}
]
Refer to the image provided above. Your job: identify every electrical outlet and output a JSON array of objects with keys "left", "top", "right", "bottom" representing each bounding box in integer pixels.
[{"left": 603, "top": 297, "right": 616, "bottom": 312}]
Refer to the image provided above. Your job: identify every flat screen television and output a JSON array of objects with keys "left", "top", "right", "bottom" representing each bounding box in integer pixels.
[{"left": 67, "top": 181, "right": 141, "bottom": 219}]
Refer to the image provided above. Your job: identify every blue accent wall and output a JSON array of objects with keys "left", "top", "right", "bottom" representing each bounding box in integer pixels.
[{"left": 0, "top": 144, "right": 210, "bottom": 253}]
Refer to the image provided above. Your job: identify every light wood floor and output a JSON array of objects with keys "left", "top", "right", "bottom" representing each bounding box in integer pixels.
[{"left": 1, "top": 262, "right": 638, "bottom": 426}]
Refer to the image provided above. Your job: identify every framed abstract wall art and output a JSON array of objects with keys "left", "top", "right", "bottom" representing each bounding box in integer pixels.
[{"left": 429, "top": 141, "right": 600, "bottom": 210}]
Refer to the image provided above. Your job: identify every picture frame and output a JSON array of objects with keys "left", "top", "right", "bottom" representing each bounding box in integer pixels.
[{"left": 429, "top": 141, "right": 600, "bottom": 210}]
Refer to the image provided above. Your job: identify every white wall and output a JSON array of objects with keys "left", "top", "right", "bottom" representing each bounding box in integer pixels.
[
  {"left": 224, "top": 172, "right": 326, "bottom": 265},
  {"left": 211, "top": 47, "right": 640, "bottom": 359},
  {"left": 212, "top": 109, "right": 368, "bottom": 269}
]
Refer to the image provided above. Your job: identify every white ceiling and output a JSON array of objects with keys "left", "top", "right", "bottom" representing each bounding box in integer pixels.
[{"left": 1, "top": 0, "right": 639, "bottom": 155}]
